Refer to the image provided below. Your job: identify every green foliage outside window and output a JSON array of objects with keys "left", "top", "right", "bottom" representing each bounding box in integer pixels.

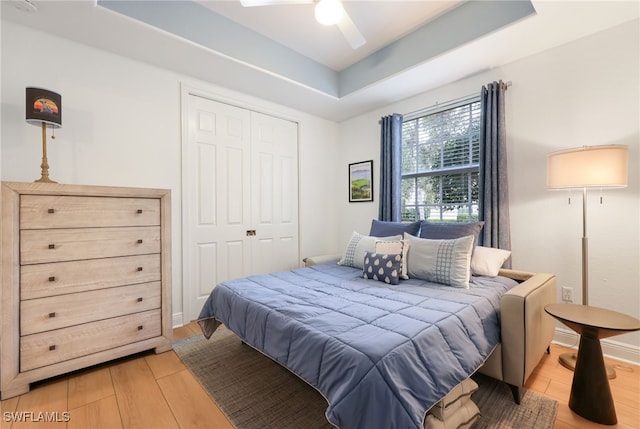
[{"left": 401, "top": 100, "right": 480, "bottom": 223}]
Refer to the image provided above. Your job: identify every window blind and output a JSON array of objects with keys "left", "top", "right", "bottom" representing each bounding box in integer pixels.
[{"left": 401, "top": 99, "right": 481, "bottom": 223}]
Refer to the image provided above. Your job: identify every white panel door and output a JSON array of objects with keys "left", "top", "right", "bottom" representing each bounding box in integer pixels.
[
  {"left": 183, "top": 94, "right": 300, "bottom": 323},
  {"left": 250, "top": 111, "right": 299, "bottom": 275},
  {"left": 184, "top": 95, "right": 251, "bottom": 321}
]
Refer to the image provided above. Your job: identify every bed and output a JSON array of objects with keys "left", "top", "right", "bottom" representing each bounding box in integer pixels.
[{"left": 198, "top": 224, "right": 556, "bottom": 429}]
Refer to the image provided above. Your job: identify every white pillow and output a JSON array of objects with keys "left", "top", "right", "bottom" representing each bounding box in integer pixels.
[
  {"left": 338, "top": 231, "right": 402, "bottom": 269},
  {"left": 404, "top": 233, "right": 474, "bottom": 288},
  {"left": 471, "top": 246, "right": 511, "bottom": 277},
  {"left": 375, "top": 239, "right": 410, "bottom": 279}
]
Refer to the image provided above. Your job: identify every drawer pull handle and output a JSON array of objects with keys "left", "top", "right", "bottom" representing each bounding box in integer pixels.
[
  {"left": 137, "top": 239, "right": 143, "bottom": 244},
  {"left": 137, "top": 325, "right": 144, "bottom": 330},
  {"left": 49, "top": 345, "right": 56, "bottom": 351},
  {"left": 137, "top": 297, "right": 143, "bottom": 302},
  {"left": 47, "top": 208, "right": 55, "bottom": 214},
  {"left": 48, "top": 276, "right": 56, "bottom": 282},
  {"left": 137, "top": 267, "right": 143, "bottom": 272},
  {"left": 137, "top": 209, "right": 143, "bottom": 214},
  {"left": 48, "top": 244, "right": 56, "bottom": 249},
  {"left": 49, "top": 312, "right": 56, "bottom": 318}
]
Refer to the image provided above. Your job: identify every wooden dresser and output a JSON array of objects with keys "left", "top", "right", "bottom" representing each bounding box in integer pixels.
[{"left": 1, "top": 182, "right": 172, "bottom": 399}]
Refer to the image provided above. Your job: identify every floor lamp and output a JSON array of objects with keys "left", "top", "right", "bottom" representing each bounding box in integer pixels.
[{"left": 546, "top": 144, "right": 628, "bottom": 378}]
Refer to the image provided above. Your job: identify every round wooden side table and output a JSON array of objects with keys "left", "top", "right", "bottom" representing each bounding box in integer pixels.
[{"left": 544, "top": 303, "right": 640, "bottom": 425}]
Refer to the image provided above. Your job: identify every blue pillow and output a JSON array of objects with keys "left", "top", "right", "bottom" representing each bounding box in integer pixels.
[
  {"left": 370, "top": 220, "right": 421, "bottom": 237},
  {"left": 419, "top": 221, "right": 484, "bottom": 248},
  {"left": 362, "top": 251, "right": 402, "bottom": 285}
]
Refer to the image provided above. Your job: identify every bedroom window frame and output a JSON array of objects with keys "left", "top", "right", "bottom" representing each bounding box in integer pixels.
[{"left": 401, "top": 95, "right": 481, "bottom": 223}]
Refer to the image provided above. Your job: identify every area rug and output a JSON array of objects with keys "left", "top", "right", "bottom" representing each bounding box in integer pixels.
[{"left": 174, "top": 328, "right": 557, "bottom": 429}]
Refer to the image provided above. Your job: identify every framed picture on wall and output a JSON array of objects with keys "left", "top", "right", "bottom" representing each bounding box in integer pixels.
[{"left": 349, "top": 160, "right": 373, "bottom": 202}]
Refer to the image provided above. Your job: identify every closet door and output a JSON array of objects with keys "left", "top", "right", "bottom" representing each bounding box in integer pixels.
[
  {"left": 185, "top": 95, "right": 252, "bottom": 321},
  {"left": 183, "top": 94, "right": 300, "bottom": 322},
  {"left": 250, "top": 112, "right": 299, "bottom": 275}
]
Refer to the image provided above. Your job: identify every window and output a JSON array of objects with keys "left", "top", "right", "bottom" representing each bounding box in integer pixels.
[{"left": 401, "top": 97, "right": 481, "bottom": 223}]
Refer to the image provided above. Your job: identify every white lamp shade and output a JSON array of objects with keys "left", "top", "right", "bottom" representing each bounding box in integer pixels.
[{"left": 547, "top": 144, "right": 628, "bottom": 189}]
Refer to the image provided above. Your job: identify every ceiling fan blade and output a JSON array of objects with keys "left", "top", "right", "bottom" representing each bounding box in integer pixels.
[
  {"left": 337, "top": 10, "right": 365, "bottom": 49},
  {"left": 240, "top": 0, "right": 312, "bottom": 6}
]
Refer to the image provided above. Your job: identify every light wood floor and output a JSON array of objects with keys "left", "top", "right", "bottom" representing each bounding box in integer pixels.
[{"left": 1, "top": 322, "right": 638, "bottom": 429}]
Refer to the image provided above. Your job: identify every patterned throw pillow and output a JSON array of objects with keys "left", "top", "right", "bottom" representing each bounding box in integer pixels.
[
  {"left": 405, "top": 234, "right": 474, "bottom": 288},
  {"left": 375, "top": 239, "right": 410, "bottom": 279},
  {"left": 362, "top": 251, "right": 402, "bottom": 285},
  {"left": 338, "top": 231, "right": 402, "bottom": 269}
]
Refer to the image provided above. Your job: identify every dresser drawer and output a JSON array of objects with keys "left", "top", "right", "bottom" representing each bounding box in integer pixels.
[
  {"left": 21, "top": 226, "right": 160, "bottom": 265},
  {"left": 20, "top": 309, "right": 161, "bottom": 371},
  {"left": 21, "top": 254, "right": 161, "bottom": 300},
  {"left": 21, "top": 282, "right": 161, "bottom": 335},
  {"left": 20, "top": 195, "right": 160, "bottom": 229}
]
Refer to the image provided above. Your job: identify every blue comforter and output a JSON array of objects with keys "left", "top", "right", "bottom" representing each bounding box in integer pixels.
[{"left": 198, "top": 262, "right": 517, "bottom": 429}]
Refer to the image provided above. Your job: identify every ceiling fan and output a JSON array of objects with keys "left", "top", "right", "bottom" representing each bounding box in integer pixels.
[{"left": 239, "top": 0, "right": 366, "bottom": 49}]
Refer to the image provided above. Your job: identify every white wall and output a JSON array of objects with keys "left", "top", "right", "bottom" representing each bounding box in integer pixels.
[
  {"left": 1, "top": 21, "right": 341, "bottom": 325},
  {"left": 336, "top": 20, "right": 640, "bottom": 360},
  {"left": 2, "top": 16, "right": 638, "bottom": 361}
]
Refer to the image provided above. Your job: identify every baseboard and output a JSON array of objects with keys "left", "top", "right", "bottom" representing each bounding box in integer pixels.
[
  {"left": 172, "top": 312, "right": 184, "bottom": 328},
  {"left": 552, "top": 327, "right": 640, "bottom": 366}
]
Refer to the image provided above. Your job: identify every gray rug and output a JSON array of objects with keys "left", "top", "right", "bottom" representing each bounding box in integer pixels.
[{"left": 174, "top": 328, "right": 557, "bottom": 429}]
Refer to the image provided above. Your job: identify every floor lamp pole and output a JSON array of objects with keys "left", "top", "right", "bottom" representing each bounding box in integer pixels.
[
  {"left": 558, "top": 187, "right": 616, "bottom": 378},
  {"left": 582, "top": 187, "right": 588, "bottom": 306}
]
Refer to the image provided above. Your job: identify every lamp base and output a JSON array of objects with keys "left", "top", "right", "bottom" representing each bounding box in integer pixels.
[
  {"left": 35, "top": 123, "right": 57, "bottom": 184},
  {"left": 34, "top": 177, "right": 57, "bottom": 184},
  {"left": 559, "top": 351, "right": 616, "bottom": 379}
]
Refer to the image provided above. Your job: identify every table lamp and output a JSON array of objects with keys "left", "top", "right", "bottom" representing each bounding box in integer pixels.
[
  {"left": 546, "top": 144, "right": 628, "bottom": 376},
  {"left": 26, "top": 87, "right": 62, "bottom": 183}
]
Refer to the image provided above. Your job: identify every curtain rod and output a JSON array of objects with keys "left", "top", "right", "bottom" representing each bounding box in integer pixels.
[{"left": 385, "top": 80, "right": 512, "bottom": 122}]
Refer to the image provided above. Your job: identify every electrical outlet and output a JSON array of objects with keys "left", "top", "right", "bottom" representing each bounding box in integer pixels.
[{"left": 562, "top": 287, "right": 573, "bottom": 303}]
